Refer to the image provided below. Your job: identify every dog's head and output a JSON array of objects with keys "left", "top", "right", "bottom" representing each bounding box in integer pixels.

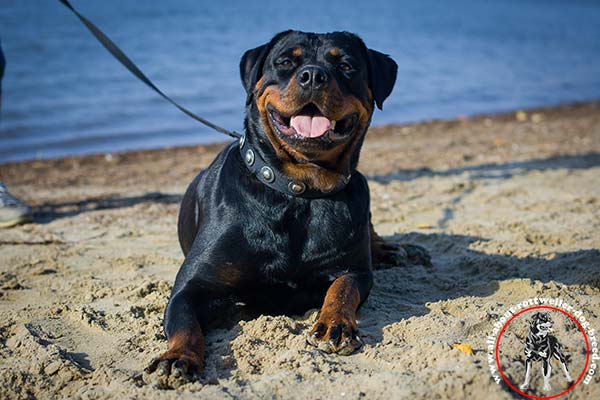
[
  {"left": 529, "top": 312, "right": 554, "bottom": 336},
  {"left": 240, "top": 30, "right": 397, "bottom": 192}
]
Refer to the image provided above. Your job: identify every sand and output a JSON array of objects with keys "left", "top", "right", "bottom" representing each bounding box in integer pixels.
[{"left": 0, "top": 102, "right": 599, "bottom": 399}]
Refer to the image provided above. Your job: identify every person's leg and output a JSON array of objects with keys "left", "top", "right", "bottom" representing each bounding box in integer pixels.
[
  {"left": 0, "top": 42, "right": 31, "bottom": 228},
  {"left": 0, "top": 40, "right": 31, "bottom": 228},
  {"left": 1, "top": 36, "right": 5, "bottom": 112},
  {"left": 0, "top": 182, "right": 32, "bottom": 228}
]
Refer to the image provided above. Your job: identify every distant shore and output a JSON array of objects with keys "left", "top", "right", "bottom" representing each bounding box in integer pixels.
[{"left": 1, "top": 100, "right": 598, "bottom": 190}]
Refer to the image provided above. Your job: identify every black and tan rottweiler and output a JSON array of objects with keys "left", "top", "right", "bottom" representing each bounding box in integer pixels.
[
  {"left": 520, "top": 312, "right": 573, "bottom": 392},
  {"left": 145, "top": 30, "right": 431, "bottom": 384}
]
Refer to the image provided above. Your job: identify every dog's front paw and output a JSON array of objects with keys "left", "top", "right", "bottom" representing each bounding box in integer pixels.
[
  {"left": 307, "top": 313, "right": 362, "bottom": 355},
  {"left": 144, "top": 349, "right": 203, "bottom": 388},
  {"left": 373, "top": 241, "right": 432, "bottom": 268},
  {"left": 519, "top": 383, "right": 529, "bottom": 390}
]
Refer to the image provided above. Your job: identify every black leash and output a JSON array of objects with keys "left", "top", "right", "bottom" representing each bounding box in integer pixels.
[
  {"left": 58, "top": 0, "right": 242, "bottom": 140},
  {"left": 59, "top": 0, "right": 351, "bottom": 198}
]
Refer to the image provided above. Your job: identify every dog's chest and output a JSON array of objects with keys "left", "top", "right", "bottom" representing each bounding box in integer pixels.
[
  {"left": 205, "top": 147, "right": 372, "bottom": 286},
  {"left": 527, "top": 332, "right": 552, "bottom": 359},
  {"left": 244, "top": 197, "right": 369, "bottom": 284}
]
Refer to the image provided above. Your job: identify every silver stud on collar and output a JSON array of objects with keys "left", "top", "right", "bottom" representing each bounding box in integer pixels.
[
  {"left": 288, "top": 181, "right": 306, "bottom": 195},
  {"left": 239, "top": 134, "right": 246, "bottom": 148},
  {"left": 244, "top": 149, "right": 255, "bottom": 166},
  {"left": 260, "top": 166, "right": 275, "bottom": 183}
]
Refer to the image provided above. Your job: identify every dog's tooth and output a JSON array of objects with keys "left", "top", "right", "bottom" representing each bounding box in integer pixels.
[{"left": 331, "top": 120, "right": 336, "bottom": 130}]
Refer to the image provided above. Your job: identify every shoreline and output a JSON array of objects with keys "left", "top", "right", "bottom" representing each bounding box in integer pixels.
[
  {"left": 1, "top": 100, "right": 598, "bottom": 199},
  {"left": 0, "top": 99, "right": 597, "bottom": 168}
]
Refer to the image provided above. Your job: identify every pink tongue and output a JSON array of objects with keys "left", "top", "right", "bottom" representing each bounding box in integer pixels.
[{"left": 290, "top": 115, "right": 331, "bottom": 138}]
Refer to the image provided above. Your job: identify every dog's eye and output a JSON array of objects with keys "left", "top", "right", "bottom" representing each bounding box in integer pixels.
[
  {"left": 338, "top": 62, "right": 353, "bottom": 72},
  {"left": 276, "top": 58, "right": 294, "bottom": 69}
]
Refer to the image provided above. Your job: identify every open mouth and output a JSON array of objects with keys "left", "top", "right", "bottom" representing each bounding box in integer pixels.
[{"left": 268, "top": 103, "right": 357, "bottom": 142}]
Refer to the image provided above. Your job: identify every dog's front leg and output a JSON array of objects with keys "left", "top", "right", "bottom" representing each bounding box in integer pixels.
[
  {"left": 543, "top": 360, "right": 552, "bottom": 391},
  {"left": 307, "top": 272, "right": 372, "bottom": 355},
  {"left": 520, "top": 360, "right": 532, "bottom": 390},
  {"left": 145, "top": 285, "right": 207, "bottom": 386},
  {"left": 559, "top": 360, "right": 573, "bottom": 383}
]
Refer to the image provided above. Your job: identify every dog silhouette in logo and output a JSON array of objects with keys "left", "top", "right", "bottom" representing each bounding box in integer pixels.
[{"left": 520, "top": 312, "right": 573, "bottom": 392}]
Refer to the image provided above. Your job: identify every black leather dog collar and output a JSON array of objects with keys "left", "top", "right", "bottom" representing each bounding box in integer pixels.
[{"left": 238, "top": 134, "right": 349, "bottom": 198}]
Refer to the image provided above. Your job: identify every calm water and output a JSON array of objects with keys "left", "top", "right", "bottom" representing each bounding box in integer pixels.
[{"left": 1, "top": 0, "right": 599, "bottom": 162}]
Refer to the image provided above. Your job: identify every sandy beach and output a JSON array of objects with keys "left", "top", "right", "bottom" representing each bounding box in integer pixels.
[{"left": 1, "top": 102, "right": 599, "bottom": 399}]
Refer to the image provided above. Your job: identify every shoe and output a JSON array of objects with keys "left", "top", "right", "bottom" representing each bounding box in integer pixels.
[{"left": 0, "top": 183, "right": 32, "bottom": 228}]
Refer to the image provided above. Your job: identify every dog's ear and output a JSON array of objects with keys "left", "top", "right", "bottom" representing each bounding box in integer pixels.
[
  {"left": 240, "top": 43, "right": 270, "bottom": 101},
  {"left": 367, "top": 49, "right": 398, "bottom": 110},
  {"left": 240, "top": 30, "right": 293, "bottom": 104},
  {"left": 529, "top": 313, "right": 542, "bottom": 326}
]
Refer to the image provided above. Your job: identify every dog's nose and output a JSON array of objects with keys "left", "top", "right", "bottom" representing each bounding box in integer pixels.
[{"left": 297, "top": 65, "right": 329, "bottom": 90}]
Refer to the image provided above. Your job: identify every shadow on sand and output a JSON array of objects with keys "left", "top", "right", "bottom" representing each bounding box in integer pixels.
[
  {"left": 32, "top": 192, "right": 182, "bottom": 224},
  {"left": 368, "top": 152, "right": 600, "bottom": 183}
]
